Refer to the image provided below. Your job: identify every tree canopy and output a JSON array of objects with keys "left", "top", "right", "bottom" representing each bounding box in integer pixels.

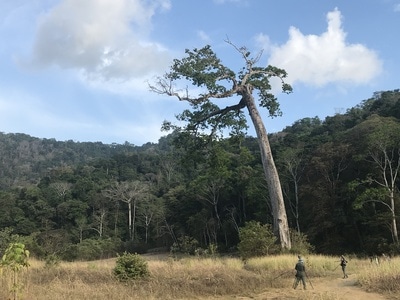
[
  {"left": 150, "top": 42, "right": 293, "bottom": 249},
  {"left": 1, "top": 89, "right": 400, "bottom": 257}
]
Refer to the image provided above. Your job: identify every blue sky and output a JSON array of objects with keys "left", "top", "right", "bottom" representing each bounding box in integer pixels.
[{"left": 0, "top": 0, "right": 399, "bottom": 145}]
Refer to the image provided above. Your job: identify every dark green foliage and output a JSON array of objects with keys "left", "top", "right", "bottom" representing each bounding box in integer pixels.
[
  {"left": 238, "top": 221, "right": 278, "bottom": 259},
  {"left": 113, "top": 252, "right": 149, "bottom": 281},
  {"left": 76, "top": 238, "right": 118, "bottom": 261},
  {"left": 0, "top": 228, "right": 20, "bottom": 256},
  {"left": 170, "top": 236, "right": 199, "bottom": 255},
  {"left": 1, "top": 89, "right": 400, "bottom": 256}
]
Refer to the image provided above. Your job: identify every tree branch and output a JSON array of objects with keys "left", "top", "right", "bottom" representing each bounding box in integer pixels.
[
  {"left": 197, "top": 98, "right": 246, "bottom": 124},
  {"left": 363, "top": 199, "right": 393, "bottom": 213}
]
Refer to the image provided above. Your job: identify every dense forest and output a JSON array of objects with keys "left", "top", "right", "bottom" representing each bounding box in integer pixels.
[{"left": 1, "top": 89, "right": 400, "bottom": 260}]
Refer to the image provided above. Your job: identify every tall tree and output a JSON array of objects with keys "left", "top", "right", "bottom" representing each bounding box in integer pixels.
[
  {"left": 103, "top": 181, "right": 148, "bottom": 240},
  {"left": 150, "top": 41, "right": 292, "bottom": 249},
  {"left": 302, "top": 141, "right": 350, "bottom": 252},
  {"left": 279, "top": 147, "right": 305, "bottom": 233},
  {"left": 350, "top": 115, "right": 400, "bottom": 244},
  {"left": 189, "top": 143, "right": 232, "bottom": 245}
]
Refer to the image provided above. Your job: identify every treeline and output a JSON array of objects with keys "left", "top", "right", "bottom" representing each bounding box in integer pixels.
[{"left": 1, "top": 89, "right": 400, "bottom": 259}]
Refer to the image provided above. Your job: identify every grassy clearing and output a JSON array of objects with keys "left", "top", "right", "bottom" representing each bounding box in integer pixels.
[{"left": 0, "top": 254, "right": 398, "bottom": 300}]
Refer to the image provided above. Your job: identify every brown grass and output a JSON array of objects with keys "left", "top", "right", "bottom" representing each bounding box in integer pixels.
[
  {"left": 357, "top": 257, "right": 400, "bottom": 295},
  {"left": 1, "top": 255, "right": 266, "bottom": 300},
  {"left": 0, "top": 254, "right": 398, "bottom": 300}
]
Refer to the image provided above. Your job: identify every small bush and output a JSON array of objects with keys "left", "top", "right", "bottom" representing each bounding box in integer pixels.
[
  {"left": 1, "top": 242, "right": 30, "bottom": 271},
  {"left": 1, "top": 242, "right": 30, "bottom": 300},
  {"left": 44, "top": 253, "right": 61, "bottom": 269},
  {"left": 238, "top": 221, "right": 277, "bottom": 259},
  {"left": 289, "top": 230, "right": 314, "bottom": 254},
  {"left": 113, "top": 252, "right": 149, "bottom": 281},
  {"left": 194, "top": 243, "right": 218, "bottom": 257},
  {"left": 170, "top": 236, "right": 199, "bottom": 255},
  {"left": 61, "top": 244, "right": 78, "bottom": 261},
  {"left": 76, "top": 239, "right": 100, "bottom": 261}
]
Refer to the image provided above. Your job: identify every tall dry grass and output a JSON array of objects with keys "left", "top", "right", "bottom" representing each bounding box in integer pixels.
[
  {"left": 0, "top": 255, "right": 266, "bottom": 300},
  {"left": 358, "top": 256, "right": 400, "bottom": 295},
  {"left": 0, "top": 253, "right": 398, "bottom": 300}
]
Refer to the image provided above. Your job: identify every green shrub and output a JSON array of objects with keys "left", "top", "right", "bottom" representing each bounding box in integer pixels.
[
  {"left": 1, "top": 242, "right": 30, "bottom": 271},
  {"left": 170, "top": 235, "right": 199, "bottom": 255},
  {"left": 0, "top": 228, "right": 20, "bottom": 256},
  {"left": 1, "top": 242, "right": 30, "bottom": 300},
  {"left": 75, "top": 238, "right": 121, "bottom": 261},
  {"left": 76, "top": 239, "right": 103, "bottom": 261},
  {"left": 44, "top": 253, "right": 61, "bottom": 268},
  {"left": 238, "top": 221, "right": 277, "bottom": 259},
  {"left": 289, "top": 230, "right": 314, "bottom": 254},
  {"left": 19, "top": 233, "right": 45, "bottom": 258},
  {"left": 61, "top": 244, "right": 78, "bottom": 261},
  {"left": 113, "top": 252, "right": 149, "bottom": 281}
]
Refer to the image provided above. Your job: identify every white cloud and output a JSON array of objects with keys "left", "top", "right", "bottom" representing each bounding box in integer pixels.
[
  {"left": 268, "top": 8, "right": 383, "bottom": 87},
  {"left": 395, "top": 3, "right": 400, "bottom": 12},
  {"left": 197, "top": 30, "right": 211, "bottom": 43},
  {"left": 24, "top": 0, "right": 172, "bottom": 80},
  {"left": 255, "top": 33, "right": 272, "bottom": 53}
]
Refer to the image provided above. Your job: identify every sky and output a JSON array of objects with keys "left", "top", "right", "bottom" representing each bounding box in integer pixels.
[{"left": 0, "top": 0, "right": 399, "bottom": 145}]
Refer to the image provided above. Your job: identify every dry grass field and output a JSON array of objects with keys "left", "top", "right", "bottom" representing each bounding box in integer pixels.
[{"left": 1, "top": 253, "right": 398, "bottom": 300}]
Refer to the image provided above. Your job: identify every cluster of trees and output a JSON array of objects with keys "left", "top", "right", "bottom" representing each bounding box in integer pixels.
[{"left": 1, "top": 89, "right": 400, "bottom": 260}]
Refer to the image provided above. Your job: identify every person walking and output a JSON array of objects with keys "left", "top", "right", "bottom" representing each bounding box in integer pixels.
[
  {"left": 340, "top": 255, "right": 348, "bottom": 279},
  {"left": 293, "top": 255, "right": 306, "bottom": 290}
]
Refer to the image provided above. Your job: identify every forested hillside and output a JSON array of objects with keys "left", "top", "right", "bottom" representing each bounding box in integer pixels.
[{"left": 1, "top": 89, "right": 400, "bottom": 260}]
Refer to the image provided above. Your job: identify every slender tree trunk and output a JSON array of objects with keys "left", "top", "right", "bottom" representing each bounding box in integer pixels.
[
  {"left": 114, "top": 201, "right": 119, "bottom": 237},
  {"left": 390, "top": 189, "right": 399, "bottom": 243},
  {"left": 293, "top": 180, "right": 300, "bottom": 233},
  {"left": 243, "top": 90, "right": 291, "bottom": 249},
  {"left": 79, "top": 226, "right": 83, "bottom": 243},
  {"left": 132, "top": 200, "right": 137, "bottom": 241},
  {"left": 128, "top": 201, "right": 132, "bottom": 240},
  {"left": 99, "top": 209, "right": 105, "bottom": 238},
  {"left": 145, "top": 216, "right": 149, "bottom": 244}
]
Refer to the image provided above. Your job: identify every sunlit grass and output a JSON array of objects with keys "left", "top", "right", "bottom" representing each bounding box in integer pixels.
[
  {"left": 358, "top": 256, "right": 400, "bottom": 294},
  {"left": 0, "top": 254, "right": 398, "bottom": 300},
  {"left": 244, "top": 254, "right": 341, "bottom": 277}
]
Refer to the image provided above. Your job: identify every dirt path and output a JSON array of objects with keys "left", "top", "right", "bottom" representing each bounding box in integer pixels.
[{"left": 231, "top": 273, "right": 388, "bottom": 300}]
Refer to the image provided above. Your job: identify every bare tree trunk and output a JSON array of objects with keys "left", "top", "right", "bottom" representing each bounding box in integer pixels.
[
  {"left": 98, "top": 208, "right": 106, "bottom": 238},
  {"left": 244, "top": 91, "right": 291, "bottom": 249},
  {"left": 145, "top": 215, "right": 149, "bottom": 244},
  {"left": 369, "top": 145, "right": 400, "bottom": 244},
  {"left": 114, "top": 201, "right": 119, "bottom": 237},
  {"left": 390, "top": 189, "right": 399, "bottom": 243},
  {"left": 128, "top": 201, "right": 132, "bottom": 240},
  {"left": 293, "top": 181, "right": 300, "bottom": 233},
  {"left": 132, "top": 200, "right": 137, "bottom": 241},
  {"left": 283, "top": 152, "right": 303, "bottom": 233}
]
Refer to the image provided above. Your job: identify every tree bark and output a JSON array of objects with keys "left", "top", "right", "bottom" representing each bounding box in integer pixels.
[
  {"left": 390, "top": 187, "right": 399, "bottom": 243},
  {"left": 243, "top": 90, "right": 291, "bottom": 249},
  {"left": 128, "top": 201, "right": 132, "bottom": 240}
]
